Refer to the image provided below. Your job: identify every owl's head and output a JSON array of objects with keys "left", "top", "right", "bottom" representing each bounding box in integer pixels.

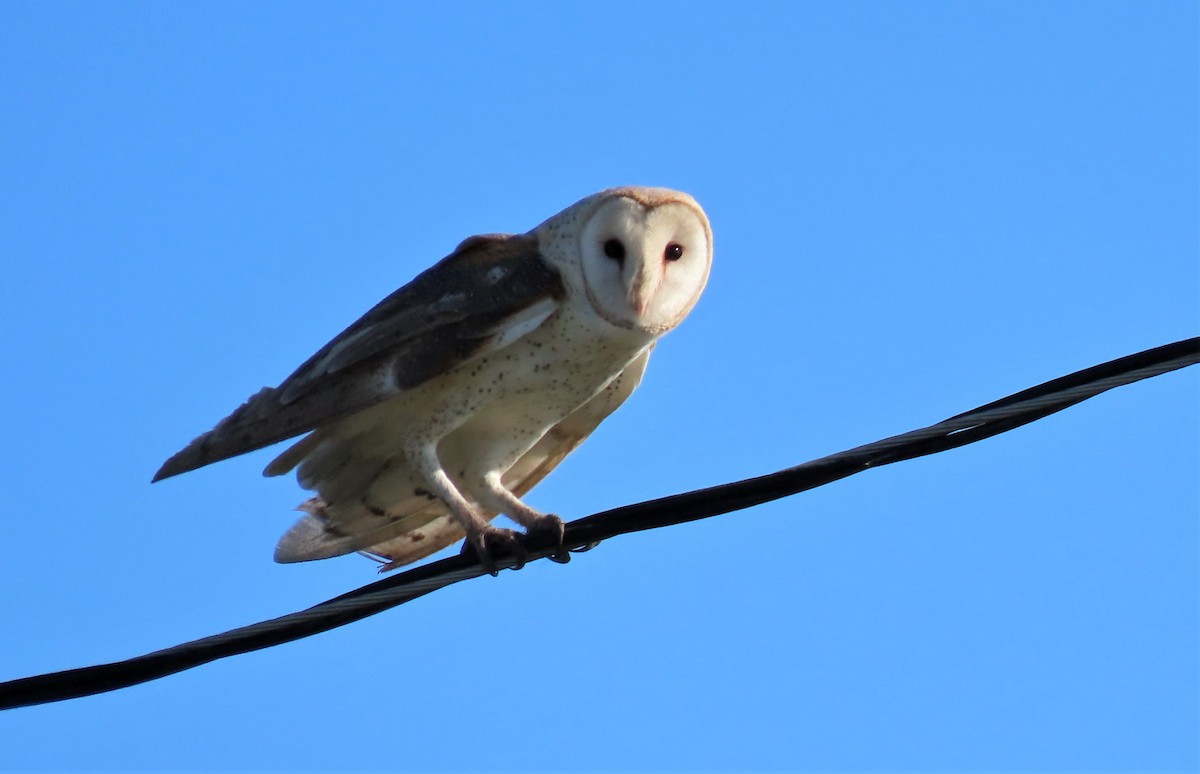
[{"left": 568, "top": 187, "right": 712, "bottom": 336}]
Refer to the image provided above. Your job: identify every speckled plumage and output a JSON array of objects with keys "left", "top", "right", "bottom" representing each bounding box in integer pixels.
[{"left": 155, "top": 187, "right": 712, "bottom": 570}]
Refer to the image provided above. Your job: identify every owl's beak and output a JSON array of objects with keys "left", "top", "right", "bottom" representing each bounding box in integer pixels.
[{"left": 627, "top": 258, "right": 662, "bottom": 317}]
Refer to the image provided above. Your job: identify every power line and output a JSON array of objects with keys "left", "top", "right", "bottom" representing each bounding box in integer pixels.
[{"left": 1, "top": 337, "right": 1196, "bottom": 711}]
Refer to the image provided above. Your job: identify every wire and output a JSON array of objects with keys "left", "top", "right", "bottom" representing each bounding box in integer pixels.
[{"left": 1, "top": 337, "right": 1196, "bottom": 711}]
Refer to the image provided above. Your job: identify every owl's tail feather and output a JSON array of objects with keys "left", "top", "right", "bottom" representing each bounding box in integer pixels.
[
  {"left": 359, "top": 517, "right": 469, "bottom": 571},
  {"left": 274, "top": 497, "right": 468, "bottom": 569}
]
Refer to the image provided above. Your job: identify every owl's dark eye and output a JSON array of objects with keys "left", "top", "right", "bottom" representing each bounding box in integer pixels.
[
  {"left": 603, "top": 238, "right": 626, "bottom": 263},
  {"left": 664, "top": 243, "right": 684, "bottom": 261}
]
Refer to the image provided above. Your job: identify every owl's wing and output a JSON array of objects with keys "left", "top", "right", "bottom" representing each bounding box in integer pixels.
[
  {"left": 273, "top": 346, "right": 654, "bottom": 569},
  {"left": 153, "top": 233, "right": 563, "bottom": 482}
]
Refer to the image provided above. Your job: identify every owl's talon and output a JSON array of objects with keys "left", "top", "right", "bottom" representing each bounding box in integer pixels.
[
  {"left": 463, "top": 526, "right": 526, "bottom": 575},
  {"left": 522, "top": 513, "right": 566, "bottom": 557}
]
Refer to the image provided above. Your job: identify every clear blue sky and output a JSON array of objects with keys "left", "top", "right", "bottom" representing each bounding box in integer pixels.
[{"left": 1, "top": 2, "right": 1196, "bottom": 771}]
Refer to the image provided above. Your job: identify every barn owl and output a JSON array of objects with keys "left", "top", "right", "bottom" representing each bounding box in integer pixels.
[{"left": 154, "top": 187, "right": 712, "bottom": 573}]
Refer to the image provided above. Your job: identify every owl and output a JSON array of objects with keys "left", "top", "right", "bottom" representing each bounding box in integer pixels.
[{"left": 154, "top": 187, "right": 713, "bottom": 572}]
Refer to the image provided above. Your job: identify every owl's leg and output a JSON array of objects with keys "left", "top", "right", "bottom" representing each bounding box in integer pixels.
[
  {"left": 403, "top": 442, "right": 525, "bottom": 575},
  {"left": 476, "top": 472, "right": 565, "bottom": 556}
]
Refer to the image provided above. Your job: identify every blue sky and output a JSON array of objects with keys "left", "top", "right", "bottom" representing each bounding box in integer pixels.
[{"left": 1, "top": 1, "right": 1196, "bottom": 771}]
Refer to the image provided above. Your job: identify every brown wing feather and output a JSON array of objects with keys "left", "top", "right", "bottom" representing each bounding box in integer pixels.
[{"left": 153, "top": 233, "right": 563, "bottom": 482}]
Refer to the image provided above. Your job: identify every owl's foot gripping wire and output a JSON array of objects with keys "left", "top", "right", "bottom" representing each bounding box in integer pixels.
[
  {"left": 519, "top": 512, "right": 566, "bottom": 561},
  {"left": 459, "top": 514, "right": 567, "bottom": 574},
  {"left": 460, "top": 524, "right": 527, "bottom": 576}
]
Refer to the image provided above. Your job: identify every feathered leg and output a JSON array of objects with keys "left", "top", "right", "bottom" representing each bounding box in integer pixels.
[
  {"left": 475, "top": 471, "right": 565, "bottom": 554},
  {"left": 403, "top": 441, "right": 524, "bottom": 575}
]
